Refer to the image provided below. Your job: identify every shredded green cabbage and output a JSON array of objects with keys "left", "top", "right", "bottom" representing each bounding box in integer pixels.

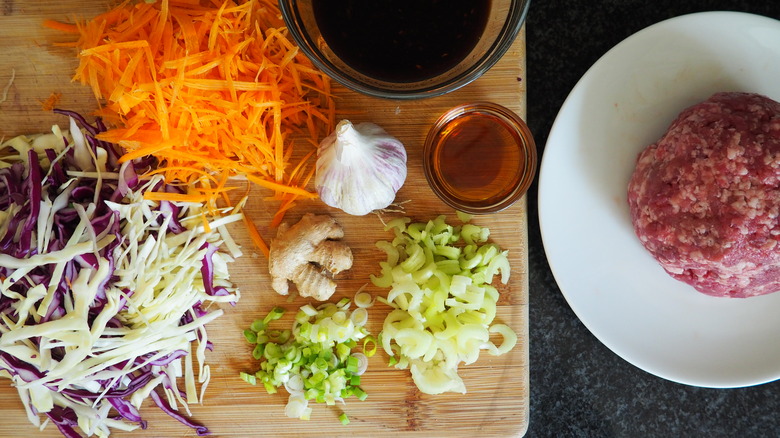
[{"left": 0, "top": 123, "right": 242, "bottom": 436}]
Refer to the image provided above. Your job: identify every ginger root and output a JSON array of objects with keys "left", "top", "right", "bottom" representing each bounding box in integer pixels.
[{"left": 269, "top": 213, "right": 353, "bottom": 301}]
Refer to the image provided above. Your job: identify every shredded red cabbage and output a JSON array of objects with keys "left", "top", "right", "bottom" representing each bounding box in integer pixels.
[
  {"left": 150, "top": 390, "right": 210, "bottom": 436},
  {"left": 0, "top": 110, "right": 237, "bottom": 437}
]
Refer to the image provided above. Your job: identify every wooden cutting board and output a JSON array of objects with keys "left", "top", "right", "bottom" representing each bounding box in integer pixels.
[{"left": 0, "top": 2, "right": 530, "bottom": 436}]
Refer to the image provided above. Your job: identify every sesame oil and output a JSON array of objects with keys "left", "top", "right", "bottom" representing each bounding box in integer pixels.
[
  {"left": 424, "top": 103, "right": 536, "bottom": 213},
  {"left": 430, "top": 113, "right": 524, "bottom": 207}
]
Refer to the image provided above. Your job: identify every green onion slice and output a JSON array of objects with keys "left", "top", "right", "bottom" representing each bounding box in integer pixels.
[{"left": 240, "top": 301, "right": 372, "bottom": 423}]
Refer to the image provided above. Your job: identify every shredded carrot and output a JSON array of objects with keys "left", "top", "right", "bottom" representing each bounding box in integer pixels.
[
  {"left": 142, "top": 191, "right": 214, "bottom": 203},
  {"left": 243, "top": 214, "right": 270, "bottom": 259},
  {"left": 48, "top": 0, "right": 336, "bottom": 251},
  {"left": 200, "top": 212, "right": 212, "bottom": 233},
  {"left": 42, "top": 19, "right": 79, "bottom": 34},
  {"left": 40, "top": 92, "right": 63, "bottom": 111}
]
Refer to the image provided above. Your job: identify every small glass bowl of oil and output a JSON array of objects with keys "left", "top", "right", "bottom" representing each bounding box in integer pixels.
[{"left": 423, "top": 102, "right": 537, "bottom": 214}]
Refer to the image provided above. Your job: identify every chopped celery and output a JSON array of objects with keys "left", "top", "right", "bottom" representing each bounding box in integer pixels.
[
  {"left": 375, "top": 241, "right": 400, "bottom": 266},
  {"left": 384, "top": 216, "right": 410, "bottom": 233},
  {"left": 372, "top": 214, "right": 517, "bottom": 395},
  {"left": 434, "top": 244, "right": 461, "bottom": 260},
  {"left": 400, "top": 243, "right": 425, "bottom": 273},
  {"left": 456, "top": 210, "right": 473, "bottom": 223}
]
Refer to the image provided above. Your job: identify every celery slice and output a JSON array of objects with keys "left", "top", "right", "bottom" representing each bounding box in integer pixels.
[{"left": 373, "top": 215, "right": 517, "bottom": 395}]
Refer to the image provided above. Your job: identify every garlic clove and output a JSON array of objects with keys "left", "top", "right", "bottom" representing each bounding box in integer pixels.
[{"left": 315, "top": 119, "right": 407, "bottom": 216}]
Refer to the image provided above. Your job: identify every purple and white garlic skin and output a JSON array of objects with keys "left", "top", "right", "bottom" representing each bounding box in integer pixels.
[{"left": 315, "top": 119, "right": 407, "bottom": 216}]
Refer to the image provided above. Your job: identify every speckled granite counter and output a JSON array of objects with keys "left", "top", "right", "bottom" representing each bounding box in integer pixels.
[{"left": 525, "top": 1, "right": 780, "bottom": 436}]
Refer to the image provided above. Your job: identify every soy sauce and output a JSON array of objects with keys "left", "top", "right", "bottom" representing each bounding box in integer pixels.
[{"left": 312, "top": 0, "right": 491, "bottom": 83}]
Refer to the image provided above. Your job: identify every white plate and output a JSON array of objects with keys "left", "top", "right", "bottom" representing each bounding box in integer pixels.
[{"left": 538, "top": 11, "right": 780, "bottom": 388}]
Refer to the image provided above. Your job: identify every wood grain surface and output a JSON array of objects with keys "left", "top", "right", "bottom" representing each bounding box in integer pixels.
[{"left": 0, "top": 1, "right": 530, "bottom": 436}]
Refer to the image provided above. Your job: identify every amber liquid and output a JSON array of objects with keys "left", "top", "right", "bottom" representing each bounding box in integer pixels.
[{"left": 430, "top": 113, "right": 525, "bottom": 207}]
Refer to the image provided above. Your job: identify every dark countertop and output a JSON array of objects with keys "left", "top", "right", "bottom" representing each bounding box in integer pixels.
[{"left": 525, "top": 1, "right": 780, "bottom": 437}]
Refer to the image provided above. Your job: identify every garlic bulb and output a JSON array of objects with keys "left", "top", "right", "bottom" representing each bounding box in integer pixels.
[{"left": 315, "top": 119, "right": 407, "bottom": 216}]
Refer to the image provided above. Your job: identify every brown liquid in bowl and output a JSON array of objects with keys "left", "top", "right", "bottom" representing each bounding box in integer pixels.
[
  {"left": 430, "top": 112, "right": 525, "bottom": 208},
  {"left": 312, "top": 0, "right": 491, "bottom": 83}
]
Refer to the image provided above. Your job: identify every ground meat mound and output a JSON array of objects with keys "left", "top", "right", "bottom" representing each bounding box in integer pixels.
[{"left": 627, "top": 92, "right": 780, "bottom": 298}]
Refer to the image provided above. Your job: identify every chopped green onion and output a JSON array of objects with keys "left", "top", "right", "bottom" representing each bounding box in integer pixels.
[
  {"left": 350, "top": 307, "right": 369, "bottom": 326},
  {"left": 336, "top": 343, "right": 351, "bottom": 361},
  {"left": 278, "top": 329, "right": 292, "bottom": 344},
  {"left": 264, "top": 343, "right": 281, "bottom": 360},
  {"left": 362, "top": 336, "right": 377, "bottom": 358},
  {"left": 264, "top": 306, "right": 285, "bottom": 324},
  {"left": 339, "top": 413, "right": 350, "bottom": 425},
  {"left": 300, "top": 304, "right": 318, "bottom": 317},
  {"left": 243, "top": 329, "right": 257, "bottom": 344},
  {"left": 240, "top": 301, "right": 372, "bottom": 423},
  {"left": 345, "top": 355, "right": 359, "bottom": 374},
  {"left": 354, "top": 290, "right": 375, "bottom": 308},
  {"left": 250, "top": 319, "right": 266, "bottom": 333},
  {"left": 252, "top": 344, "right": 264, "bottom": 360},
  {"left": 352, "top": 387, "right": 368, "bottom": 401},
  {"left": 240, "top": 372, "right": 256, "bottom": 385}
]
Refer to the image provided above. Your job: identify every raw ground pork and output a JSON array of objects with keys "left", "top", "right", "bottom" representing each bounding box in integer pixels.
[{"left": 627, "top": 92, "right": 780, "bottom": 298}]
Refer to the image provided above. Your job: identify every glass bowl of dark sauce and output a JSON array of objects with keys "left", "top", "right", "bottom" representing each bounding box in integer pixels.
[{"left": 279, "top": 0, "right": 530, "bottom": 99}]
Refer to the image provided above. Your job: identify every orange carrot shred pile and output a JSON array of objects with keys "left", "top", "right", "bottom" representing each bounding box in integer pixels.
[{"left": 46, "top": 0, "right": 336, "bottom": 228}]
